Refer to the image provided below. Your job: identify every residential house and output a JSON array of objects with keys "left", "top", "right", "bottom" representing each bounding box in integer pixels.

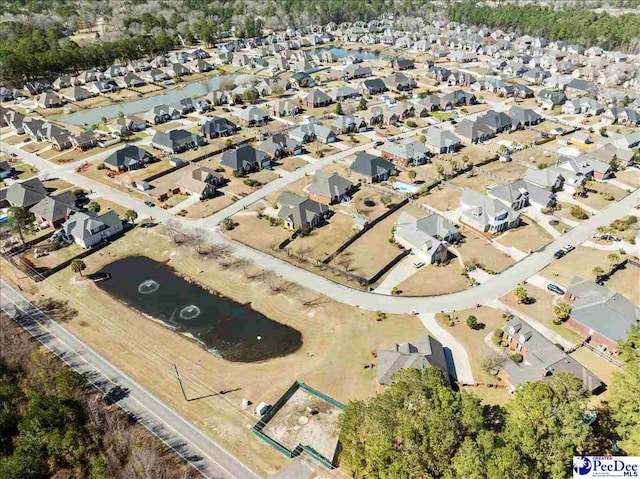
[
  {"left": 565, "top": 78, "right": 598, "bottom": 98},
  {"left": 454, "top": 118, "right": 495, "bottom": 144},
  {"left": 391, "top": 58, "right": 415, "bottom": 70},
  {"left": 442, "top": 89, "right": 476, "bottom": 107},
  {"left": 383, "top": 72, "right": 416, "bottom": 91},
  {"left": 37, "top": 91, "right": 63, "bottom": 109},
  {"left": 61, "top": 210, "right": 123, "bottom": 248},
  {"left": 378, "top": 140, "right": 429, "bottom": 167},
  {"left": 360, "top": 106, "right": 384, "bottom": 127},
  {"left": 522, "top": 67, "right": 549, "bottom": 85},
  {"left": 564, "top": 277, "right": 640, "bottom": 353},
  {"left": 394, "top": 212, "right": 458, "bottom": 264},
  {"left": 329, "top": 86, "right": 360, "bottom": 102},
  {"left": 537, "top": 90, "right": 567, "bottom": 110},
  {"left": 270, "top": 99, "right": 302, "bottom": 117},
  {"left": 59, "top": 85, "right": 93, "bottom": 102},
  {"left": 425, "top": 128, "right": 461, "bottom": 154},
  {"left": 508, "top": 106, "right": 542, "bottom": 127},
  {"left": 104, "top": 145, "right": 153, "bottom": 172},
  {"left": 589, "top": 143, "right": 635, "bottom": 169},
  {"left": 276, "top": 192, "right": 328, "bottom": 230},
  {"left": 151, "top": 129, "right": 206, "bottom": 154},
  {"left": 304, "top": 89, "right": 333, "bottom": 108},
  {"left": 220, "top": 144, "right": 269, "bottom": 174},
  {"left": 376, "top": 336, "right": 450, "bottom": 389},
  {"left": 488, "top": 179, "right": 556, "bottom": 210},
  {"left": 177, "top": 166, "right": 223, "bottom": 199},
  {"left": 459, "top": 187, "right": 520, "bottom": 234},
  {"left": 71, "top": 132, "right": 97, "bottom": 151},
  {"left": 427, "top": 66, "right": 451, "bottom": 82},
  {"left": 357, "top": 78, "right": 387, "bottom": 96},
  {"left": 200, "top": 117, "right": 238, "bottom": 139},
  {"left": 602, "top": 107, "right": 640, "bottom": 127},
  {"left": 308, "top": 171, "right": 354, "bottom": 205},
  {"left": 5, "top": 178, "right": 47, "bottom": 208},
  {"left": 349, "top": 152, "right": 395, "bottom": 183},
  {"left": 23, "top": 119, "right": 71, "bottom": 150},
  {"left": 144, "top": 104, "right": 180, "bottom": 125},
  {"left": 117, "top": 72, "right": 146, "bottom": 89},
  {"left": 500, "top": 317, "right": 602, "bottom": 393},
  {"left": 523, "top": 166, "right": 565, "bottom": 192},
  {"left": 480, "top": 110, "right": 512, "bottom": 134},
  {"left": 30, "top": 192, "right": 78, "bottom": 228},
  {"left": 260, "top": 133, "right": 299, "bottom": 159},
  {"left": 611, "top": 132, "right": 640, "bottom": 150},
  {"left": 236, "top": 107, "right": 269, "bottom": 126},
  {"left": 557, "top": 154, "right": 611, "bottom": 181},
  {"left": 332, "top": 115, "right": 367, "bottom": 134}
]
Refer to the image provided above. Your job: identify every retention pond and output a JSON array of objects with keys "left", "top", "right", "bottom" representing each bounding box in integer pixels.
[{"left": 95, "top": 255, "right": 302, "bottom": 362}]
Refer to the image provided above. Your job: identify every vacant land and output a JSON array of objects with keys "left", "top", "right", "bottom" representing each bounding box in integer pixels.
[
  {"left": 580, "top": 182, "right": 628, "bottom": 211},
  {"left": 500, "top": 285, "right": 583, "bottom": 345},
  {"left": 540, "top": 246, "right": 629, "bottom": 287},
  {"left": 482, "top": 160, "right": 527, "bottom": 181},
  {"left": 397, "top": 260, "right": 469, "bottom": 296},
  {"left": 512, "top": 148, "right": 555, "bottom": 167},
  {"left": 615, "top": 168, "right": 640, "bottom": 188},
  {"left": 227, "top": 214, "right": 293, "bottom": 252},
  {"left": 436, "top": 306, "right": 507, "bottom": 385},
  {"left": 554, "top": 201, "right": 589, "bottom": 223},
  {"left": 456, "top": 234, "right": 515, "bottom": 273},
  {"left": 419, "top": 185, "right": 461, "bottom": 211},
  {"left": 496, "top": 217, "right": 553, "bottom": 253},
  {"left": 452, "top": 172, "right": 497, "bottom": 193},
  {"left": 3, "top": 227, "right": 427, "bottom": 476},
  {"left": 287, "top": 213, "right": 355, "bottom": 263}
]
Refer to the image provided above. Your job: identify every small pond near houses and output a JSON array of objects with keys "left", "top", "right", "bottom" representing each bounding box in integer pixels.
[{"left": 95, "top": 256, "right": 302, "bottom": 362}]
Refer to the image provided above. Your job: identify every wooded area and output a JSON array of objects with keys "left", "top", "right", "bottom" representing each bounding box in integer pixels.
[
  {"left": 0, "top": 313, "right": 197, "bottom": 479},
  {"left": 448, "top": 2, "right": 640, "bottom": 53}
]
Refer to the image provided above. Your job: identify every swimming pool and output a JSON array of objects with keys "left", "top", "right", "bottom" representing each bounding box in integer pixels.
[{"left": 392, "top": 182, "right": 419, "bottom": 194}]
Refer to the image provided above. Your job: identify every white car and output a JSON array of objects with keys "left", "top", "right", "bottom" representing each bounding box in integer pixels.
[
  {"left": 413, "top": 261, "right": 425, "bottom": 269},
  {"left": 562, "top": 244, "right": 575, "bottom": 253}
]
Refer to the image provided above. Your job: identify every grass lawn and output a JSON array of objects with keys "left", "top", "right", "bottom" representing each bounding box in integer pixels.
[
  {"left": 2, "top": 226, "right": 429, "bottom": 476},
  {"left": 182, "top": 193, "right": 237, "bottom": 218},
  {"left": 43, "top": 178, "right": 73, "bottom": 193},
  {"left": 481, "top": 161, "right": 528, "bottom": 181},
  {"left": 151, "top": 121, "right": 183, "bottom": 132},
  {"left": 396, "top": 260, "right": 469, "bottom": 296},
  {"left": 604, "top": 264, "right": 640, "bottom": 304},
  {"left": 334, "top": 204, "right": 424, "bottom": 280},
  {"left": 12, "top": 162, "right": 39, "bottom": 180},
  {"left": 461, "top": 385, "right": 512, "bottom": 406},
  {"left": 418, "top": 185, "right": 461, "bottom": 212},
  {"left": 21, "top": 141, "right": 48, "bottom": 153},
  {"left": 348, "top": 188, "right": 395, "bottom": 220},
  {"left": 540, "top": 246, "right": 628, "bottom": 287},
  {"left": 287, "top": 213, "right": 355, "bottom": 262},
  {"left": 569, "top": 348, "right": 623, "bottom": 406},
  {"left": 496, "top": 217, "right": 553, "bottom": 253},
  {"left": 162, "top": 193, "right": 188, "bottom": 208},
  {"left": 452, "top": 172, "right": 497, "bottom": 193},
  {"left": 615, "top": 168, "right": 640, "bottom": 188},
  {"left": 456, "top": 234, "right": 515, "bottom": 274},
  {"left": 430, "top": 111, "right": 456, "bottom": 122},
  {"left": 22, "top": 242, "right": 84, "bottom": 270},
  {"left": 500, "top": 285, "right": 584, "bottom": 345},
  {"left": 2, "top": 135, "right": 26, "bottom": 145},
  {"left": 512, "top": 148, "right": 555, "bottom": 167},
  {"left": 436, "top": 306, "right": 508, "bottom": 385},
  {"left": 554, "top": 201, "right": 589, "bottom": 223},
  {"left": 275, "top": 156, "right": 307, "bottom": 172},
  {"left": 227, "top": 215, "right": 293, "bottom": 252},
  {"left": 579, "top": 182, "right": 628, "bottom": 211}
]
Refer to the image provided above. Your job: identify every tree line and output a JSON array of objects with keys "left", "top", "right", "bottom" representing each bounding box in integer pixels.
[
  {"left": 0, "top": 22, "right": 176, "bottom": 83},
  {"left": 447, "top": 1, "right": 640, "bottom": 53},
  {"left": 0, "top": 313, "right": 197, "bottom": 479},
  {"left": 338, "top": 324, "right": 640, "bottom": 479}
]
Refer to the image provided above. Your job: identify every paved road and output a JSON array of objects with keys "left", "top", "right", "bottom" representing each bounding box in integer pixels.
[{"left": 0, "top": 279, "right": 262, "bottom": 479}]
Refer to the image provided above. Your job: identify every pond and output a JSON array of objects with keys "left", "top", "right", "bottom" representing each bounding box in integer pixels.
[
  {"left": 95, "top": 256, "right": 302, "bottom": 362},
  {"left": 51, "top": 74, "right": 237, "bottom": 126},
  {"left": 308, "top": 46, "right": 391, "bottom": 61}
]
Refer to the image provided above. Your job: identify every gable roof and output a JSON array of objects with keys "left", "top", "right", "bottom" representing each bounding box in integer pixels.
[
  {"left": 104, "top": 145, "right": 152, "bottom": 169},
  {"left": 376, "top": 336, "right": 448, "bottom": 385},
  {"left": 350, "top": 152, "right": 394, "bottom": 178},
  {"left": 277, "top": 192, "right": 328, "bottom": 226},
  {"left": 62, "top": 210, "right": 121, "bottom": 241},
  {"left": 308, "top": 172, "right": 353, "bottom": 199},
  {"left": 220, "top": 144, "right": 268, "bottom": 170},
  {"left": 378, "top": 140, "right": 428, "bottom": 160},
  {"left": 30, "top": 192, "right": 78, "bottom": 223},
  {"left": 5, "top": 177, "right": 47, "bottom": 208}
]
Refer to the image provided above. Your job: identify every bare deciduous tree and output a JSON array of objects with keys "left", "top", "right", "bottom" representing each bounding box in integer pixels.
[
  {"left": 187, "top": 227, "right": 208, "bottom": 255},
  {"left": 166, "top": 220, "right": 185, "bottom": 244}
]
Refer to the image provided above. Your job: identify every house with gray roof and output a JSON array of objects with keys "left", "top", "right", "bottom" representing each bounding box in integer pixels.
[
  {"left": 357, "top": 78, "right": 387, "bottom": 95},
  {"left": 151, "top": 129, "right": 206, "bottom": 154},
  {"left": 61, "top": 210, "right": 123, "bottom": 248},
  {"left": 332, "top": 115, "right": 367, "bottom": 134},
  {"left": 59, "top": 85, "right": 93, "bottom": 102},
  {"left": 378, "top": 140, "right": 429, "bottom": 167},
  {"left": 177, "top": 166, "right": 223, "bottom": 199},
  {"left": 376, "top": 336, "right": 449, "bottom": 387},
  {"left": 488, "top": 179, "right": 556, "bottom": 210},
  {"left": 304, "top": 89, "right": 332, "bottom": 108},
  {"left": 37, "top": 91, "right": 64, "bottom": 109},
  {"left": 104, "top": 145, "right": 153, "bottom": 172},
  {"left": 236, "top": 106, "right": 269, "bottom": 126},
  {"left": 383, "top": 72, "right": 416, "bottom": 91},
  {"left": 537, "top": 89, "right": 567, "bottom": 110},
  {"left": 523, "top": 166, "right": 565, "bottom": 192},
  {"left": 508, "top": 106, "right": 542, "bottom": 127},
  {"left": 602, "top": 107, "right": 640, "bottom": 127},
  {"left": 308, "top": 172, "right": 353, "bottom": 205},
  {"left": 350, "top": 152, "right": 395, "bottom": 183},
  {"left": 394, "top": 212, "right": 458, "bottom": 264},
  {"left": 220, "top": 144, "right": 269, "bottom": 173},
  {"left": 277, "top": 192, "right": 328, "bottom": 230},
  {"left": 565, "top": 277, "right": 639, "bottom": 353},
  {"left": 200, "top": 117, "right": 237, "bottom": 138},
  {"left": 5, "top": 177, "right": 47, "bottom": 208},
  {"left": 480, "top": 110, "right": 512, "bottom": 133},
  {"left": 31, "top": 192, "right": 78, "bottom": 228},
  {"left": 329, "top": 86, "right": 360, "bottom": 102},
  {"left": 460, "top": 187, "right": 520, "bottom": 234},
  {"left": 501, "top": 317, "right": 602, "bottom": 393},
  {"left": 424, "top": 128, "right": 461, "bottom": 154},
  {"left": 454, "top": 118, "right": 495, "bottom": 144}
]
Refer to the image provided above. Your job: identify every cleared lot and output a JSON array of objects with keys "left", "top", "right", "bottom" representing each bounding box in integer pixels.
[
  {"left": 540, "top": 246, "right": 629, "bottom": 286},
  {"left": 418, "top": 185, "right": 461, "bottom": 211},
  {"left": 456, "top": 234, "right": 515, "bottom": 273},
  {"left": 397, "top": 260, "right": 469, "bottom": 296},
  {"left": 496, "top": 217, "right": 553, "bottom": 253}
]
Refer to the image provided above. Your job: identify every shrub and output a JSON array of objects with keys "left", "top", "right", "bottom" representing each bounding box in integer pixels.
[
  {"left": 600, "top": 192, "right": 614, "bottom": 201},
  {"left": 537, "top": 162, "right": 548, "bottom": 170},
  {"left": 222, "top": 218, "right": 235, "bottom": 230},
  {"left": 492, "top": 335, "right": 501, "bottom": 345},
  {"left": 97, "top": 162, "right": 106, "bottom": 170},
  {"left": 570, "top": 205, "right": 588, "bottom": 220},
  {"left": 553, "top": 319, "right": 563, "bottom": 326},
  {"left": 406, "top": 120, "right": 417, "bottom": 128},
  {"left": 243, "top": 179, "right": 260, "bottom": 187},
  {"left": 466, "top": 315, "right": 478, "bottom": 330},
  {"left": 510, "top": 353, "right": 523, "bottom": 363}
]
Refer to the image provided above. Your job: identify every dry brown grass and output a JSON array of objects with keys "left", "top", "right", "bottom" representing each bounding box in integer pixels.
[
  {"left": 456, "top": 234, "right": 515, "bottom": 273},
  {"left": 615, "top": 168, "right": 640, "bottom": 188},
  {"left": 496, "top": 217, "right": 553, "bottom": 253},
  {"left": 569, "top": 348, "right": 623, "bottom": 406},
  {"left": 540, "top": 246, "right": 628, "bottom": 286},
  {"left": 2, "top": 226, "right": 428, "bottom": 475},
  {"left": 288, "top": 213, "right": 355, "bottom": 263},
  {"left": 397, "top": 261, "right": 469, "bottom": 296},
  {"left": 580, "top": 182, "right": 628, "bottom": 211},
  {"left": 482, "top": 161, "right": 528, "bottom": 181},
  {"left": 419, "top": 185, "right": 461, "bottom": 211},
  {"left": 604, "top": 264, "right": 640, "bottom": 305}
]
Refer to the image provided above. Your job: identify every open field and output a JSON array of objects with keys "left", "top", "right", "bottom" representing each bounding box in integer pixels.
[
  {"left": 456, "top": 234, "right": 515, "bottom": 273},
  {"left": 500, "top": 285, "right": 584, "bottom": 345},
  {"left": 511, "top": 148, "right": 555, "bottom": 167},
  {"left": 481, "top": 160, "right": 528, "bottom": 181},
  {"left": 615, "top": 168, "right": 640, "bottom": 188},
  {"left": 436, "top": 306, "right": 507, "bottom": 385},
  {"left": 2, "top": 226, "right": 428, "bottom": 475},
  {"left": 418, "top": 185, "right": 461, "bottom": 211},
  {"left": 275, "top": 156, "right": 308, "bottom": 172},
  {"left": 287, "top": 213, "right": 355, "bottom": 263},
  {"left": 496, "top": 217, "right": 553, "bottom": 253},
  {"left": 540, "top": 246, "right": 629, "bottom": 287},
  {"left": 452, "top": 172, "right": 497, "bottom": 193},
  {"left": 396, "top": 260, "right": 469, "bottom": 296},
  {"left": 580, "top": 182, "right": 628, "bottom": 211}
]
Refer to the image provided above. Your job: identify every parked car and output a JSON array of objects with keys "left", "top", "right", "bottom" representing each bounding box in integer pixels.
[
  {"left": 374, "top": 140, "right": 384, "bottom": 146},
  {"left": 547, "top": 283, "right": 565, "bottom": 295},
  {"left": 562, "top": 244, "right": 575, "bottom": 253},
  {"left": 144, "top": 200, "right": 155, "bottom": 207},
  {"left": 553, "top": 250, "right": 565, "bottom": 259},
  {"left": 413, "top": 260, "right": 425, "bottom": 269}
]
